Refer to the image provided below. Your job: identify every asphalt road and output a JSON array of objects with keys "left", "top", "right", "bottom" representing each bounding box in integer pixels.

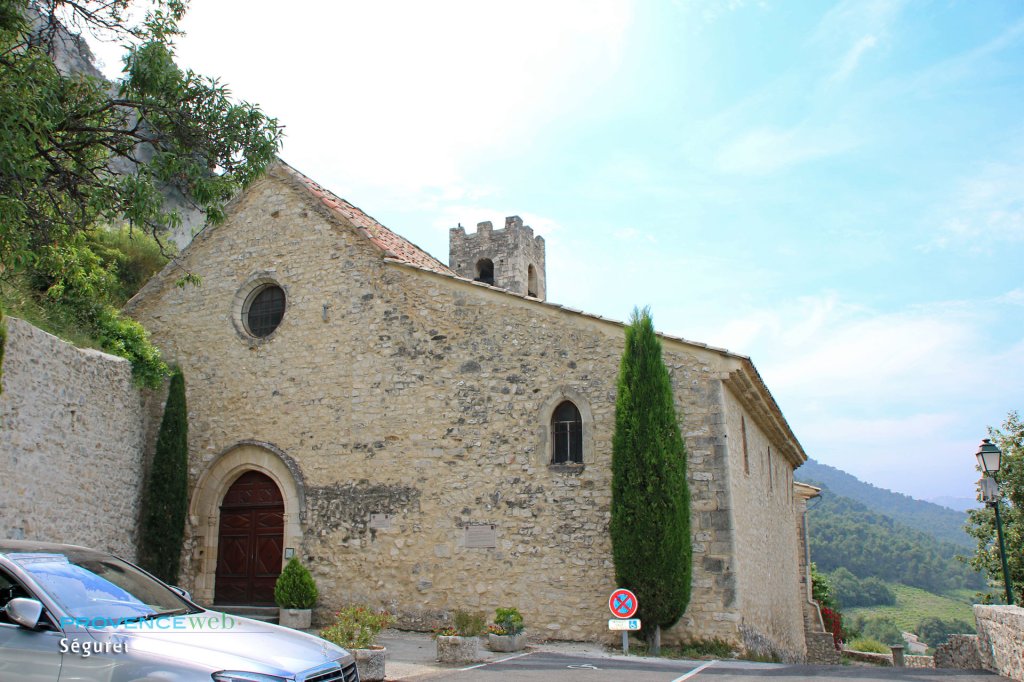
[{"left": 429, "top": 651, "right": 1005, "bottom": 682}]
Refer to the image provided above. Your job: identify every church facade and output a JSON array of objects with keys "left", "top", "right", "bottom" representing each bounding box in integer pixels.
[{"left": 126, "top": 161, "right": 815, "bottom": 659}]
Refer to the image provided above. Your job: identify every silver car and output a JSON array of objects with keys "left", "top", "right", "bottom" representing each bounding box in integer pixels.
[{"left": 0, "top": 540, "right": 358, "bottom": 681}]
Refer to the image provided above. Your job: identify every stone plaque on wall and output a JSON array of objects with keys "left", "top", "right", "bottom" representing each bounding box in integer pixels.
[
  {"left": 369, "top": 513, "right": 391, "bottom": 530},
  {"left": 464, "top": 524, "right": 497, "bottom": 548}
]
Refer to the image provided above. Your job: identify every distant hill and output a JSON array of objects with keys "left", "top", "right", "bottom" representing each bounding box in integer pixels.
[
  {"left": 796, "top": 458, "right": 973, "bottom": 548},
  {"left": 929, "top": 496, "right": 980, "bottom": 513},
  {"left": 806, "top": 490, "right": 984, "bottom": 593}
]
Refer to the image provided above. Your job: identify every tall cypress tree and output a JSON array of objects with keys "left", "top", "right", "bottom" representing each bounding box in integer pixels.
[
  {"left": 611, "top": 307, "right": 692, "bottom": 653},
  {"left": 139, "top": 367, "right": 189, "bottom": 584}
]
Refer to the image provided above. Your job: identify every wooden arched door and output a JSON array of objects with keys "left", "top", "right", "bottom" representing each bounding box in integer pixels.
[{"left": 214, "top": 471, "right": 284, "bottom": 605}]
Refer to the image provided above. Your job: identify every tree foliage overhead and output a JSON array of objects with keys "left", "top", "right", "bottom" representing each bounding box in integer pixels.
[
  {"left": 965, "top": 411, "right": 1023, "bottom": 606},
  {"left": 138, "top": 366, "right": 188, "bottom": 583},
  {"left": 0, "top": 0, "right": 282, "bottom": 274},
  {"left": 610, "top": 307, "right": 692, "bottom": 650},
  {"left": 0, "top": 0, "right": 281, "bottom": 383}
]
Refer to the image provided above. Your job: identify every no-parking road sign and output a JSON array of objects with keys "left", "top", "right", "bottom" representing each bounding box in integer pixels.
[{"left": 608, "top": 588, "right": 638, "bottom": 619}]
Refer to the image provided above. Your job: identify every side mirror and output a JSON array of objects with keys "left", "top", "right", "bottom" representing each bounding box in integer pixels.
[
  {"left": 5, "top": 598, "right": 43, "bottom": 630},
  {"left": 170, "top": 586, "right": 192, "bottom": 602}
]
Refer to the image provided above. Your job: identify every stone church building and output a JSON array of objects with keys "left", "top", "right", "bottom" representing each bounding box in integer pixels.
[{"left": 125, "top": 160, "right": 819, "bottom": 659}]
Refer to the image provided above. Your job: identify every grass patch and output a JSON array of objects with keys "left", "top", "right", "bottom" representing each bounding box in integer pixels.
[
  {"left": 846, "top": 583, "right": 976, "bottom": 632},
  {"left": 618, "top": 637, "right": 735, "bottom": 660},
  {"left": 0, "top": 277, "right": 99, "bottom": 349},
  {"left": 847, "top": 637, "right": 888, "bottom": 654}
]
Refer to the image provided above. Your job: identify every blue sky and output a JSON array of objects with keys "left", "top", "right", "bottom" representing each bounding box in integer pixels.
[{"left": 92, "top": 1, "right": 1024, "bottom": 503}]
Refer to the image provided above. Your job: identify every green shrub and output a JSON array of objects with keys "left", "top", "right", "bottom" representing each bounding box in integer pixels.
[
  {"left": 847, "top": 637, "right": 889, "bottom": 654},
  {"left": 273, "top": 556, "right": 318, "bottom": 609},
  {"left": 0, "top": 227, "right": 171, "bottom": 387},
  {"left": 320, "top": 605, "right": 394, "bottom": 649},
  {"left": 95, "top": 306, "right": 168, "bottom": 388},
  {"left": 491, "top": 607, "right": 524, "bottom": 635},
  {"left": 916, "top": 617, "right": 974, "bottom": 648},
  {"left": 452, "top": 610, "right": 487, "bottom": 636},
  {"left": 854, "top": 616, "right": 903, "bottom": 646},
  {"left": 138, "top": 368, "right": 188, "bottom": 583}
]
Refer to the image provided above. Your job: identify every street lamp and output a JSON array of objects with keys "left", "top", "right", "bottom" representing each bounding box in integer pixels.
[
  {"left": 976, "top": 438, "right": 1002, "bottom": 474},
  {"left": 975, "top": 438, "right": 1015, "bottom": 605}
]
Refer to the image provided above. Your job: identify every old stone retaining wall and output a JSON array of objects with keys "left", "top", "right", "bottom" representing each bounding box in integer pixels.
[
  {"left": 975, "top": 605, "right": 1024, "bottom": 681},
  {"left": 0, "top": 318, "right": 157, "bottom": 560},
  {"left": 842, "top": 649, "right": 933, "bottom": 668},
  {"left": 934, "top": 634, "right": 984, "bottom": 670}
]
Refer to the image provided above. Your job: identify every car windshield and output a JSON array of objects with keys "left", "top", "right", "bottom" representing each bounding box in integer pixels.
[{"left": 10, "top": 551, "right": 194, "bottom": 623}]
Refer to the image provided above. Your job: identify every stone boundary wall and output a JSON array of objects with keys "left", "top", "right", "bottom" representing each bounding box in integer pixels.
[
  {"left": 0, "top": 318, "right": 157, "bottom": 560},
  {"left": 842, "top": 649, "right": 933, "bottom": 668},
  {"left": 805, "top": 631, "right": 841, "bottom": 664},
  {"left": 975, "top": 605, "right": 1024, "bottom": 681},
  {"left": 935, "top": 634, "right": 984, "bottom": 670}
]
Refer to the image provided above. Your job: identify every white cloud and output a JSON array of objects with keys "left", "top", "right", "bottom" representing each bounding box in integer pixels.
[
  {"left": 92, "top": 1, "right": 633, "bottom": 197},
  {"left": 672, "top": 0, "right": 770, "bottom": 25},
  {"left": 715, "top": 124, "right": 857, "bottom": 174},
  {"left": 931, "top": 158, "right": 1024, "bottom": 250},
  {"left": 702, "top": 292, "right": 1024, "bottom": 498},
  {"left": 829, "top": 34, "right": 879, "bottom": 83}
]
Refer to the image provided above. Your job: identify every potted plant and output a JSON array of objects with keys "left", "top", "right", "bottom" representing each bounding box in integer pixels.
[
  {"left": 274, "top": 556, "right": 318, "bottom": 629},
  {"left": 486, "top": 607, "right": 526, "bottom": 652},
  {"left": 320, "top": 605, "right": 395, "bottom": 682},
  {"left": 436, "top": 610, "right": 487, "bottom": 663}
]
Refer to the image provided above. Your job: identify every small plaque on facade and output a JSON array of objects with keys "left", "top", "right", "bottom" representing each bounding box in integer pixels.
[
  {"left": 369, "top": 513, "right": 391, "bottom": 530},
  {"left": 464, "top": 524, "right": 497, "bottom": 548}
]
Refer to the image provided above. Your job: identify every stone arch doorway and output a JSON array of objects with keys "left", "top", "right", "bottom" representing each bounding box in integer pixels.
[
  {"left": 214, "top": 471, "right": 283, "bottom": 605},
  {"left": 188, "top": 442, "right": 304, "bottom": 605}
]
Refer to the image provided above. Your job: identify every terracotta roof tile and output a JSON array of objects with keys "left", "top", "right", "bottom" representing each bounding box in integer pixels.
[{"left": 279, "top": 161, "right": 455, "bottom": 277}]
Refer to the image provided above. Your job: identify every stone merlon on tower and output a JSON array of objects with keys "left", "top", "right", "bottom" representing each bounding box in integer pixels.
[{"left": 449, "top": 215, "right": 547, "bottom": 301}]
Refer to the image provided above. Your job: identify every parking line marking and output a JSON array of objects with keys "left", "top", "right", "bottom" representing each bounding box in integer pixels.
[
  {"left": 458, "top": 651, "right": 533, "bottom": 671},
  {"left": 671, "top": 659, "right": 718, "bottom": 681}
]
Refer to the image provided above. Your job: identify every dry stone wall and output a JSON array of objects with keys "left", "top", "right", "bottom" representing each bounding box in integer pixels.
[
  {"left": 975, "top": 605, "right": 1024, "bottom": 680},
  {"left": 127, "top": 166, "right": 807, "bottom": 653},
  {"left": 935, "top": 634, "right": 984, "bottom": 670},
  {"left": 0, "top": 318, "right": 155, "bottom": 560}
]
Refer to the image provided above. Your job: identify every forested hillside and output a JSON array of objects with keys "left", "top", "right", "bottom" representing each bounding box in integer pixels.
[
  {"left": 807, "top": 489, "right": 984, "bottom": 593},
  {"left": 798, "top": 459, "right": 972, "bottom": 547}
]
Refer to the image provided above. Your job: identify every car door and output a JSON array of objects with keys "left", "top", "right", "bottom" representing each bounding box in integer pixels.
[{"left": 0, "top": 569, "right": 63, "bottom": 682}]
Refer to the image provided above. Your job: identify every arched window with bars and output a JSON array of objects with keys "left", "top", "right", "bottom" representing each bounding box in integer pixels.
[{"left": 551, "top": 400, "right": 583, "bottom": 464}]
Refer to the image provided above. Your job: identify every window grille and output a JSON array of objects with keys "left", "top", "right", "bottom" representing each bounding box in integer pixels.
[{"left": 551, "top": 401, "right": 583, "bottom": 464}]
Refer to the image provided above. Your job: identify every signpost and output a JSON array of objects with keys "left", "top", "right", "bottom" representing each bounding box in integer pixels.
[{"left": 608, "top": 589, "right": 640, "bottom": 654}]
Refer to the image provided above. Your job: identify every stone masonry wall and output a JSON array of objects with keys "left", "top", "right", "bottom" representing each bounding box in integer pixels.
[
  {"left": 934, "top": 634, "right": 984, "bottom": 670},
  {"left": 975, "top": 605, "right": 1024, "bottom": 680},
  {"left": 127, "top": 166, "right": 805, "bottom": 651},
  {"left": 724, "top": 389, "right": 806, "bottom": 660},
  {"left": 0, "top": 318, "right": 153, "bottom": 560}
]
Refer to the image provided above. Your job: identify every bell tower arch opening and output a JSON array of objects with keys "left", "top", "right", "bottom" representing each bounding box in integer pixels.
[{"left": 449, "top": 216, "right": 546, "bottom": 300}]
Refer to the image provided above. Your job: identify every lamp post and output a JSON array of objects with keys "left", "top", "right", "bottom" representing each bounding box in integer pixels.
[{"left": 976, "top": 438, "right": 1015, "bottom": 605}]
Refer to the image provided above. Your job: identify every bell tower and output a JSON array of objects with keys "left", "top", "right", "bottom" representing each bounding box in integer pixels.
[{"left": 448, "top": 215, "right": 546, "bottom": 300}]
